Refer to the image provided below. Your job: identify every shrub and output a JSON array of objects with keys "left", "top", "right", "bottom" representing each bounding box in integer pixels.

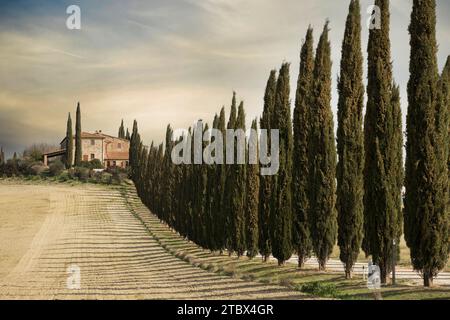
[
  {"left": 299, "top": 282, "right": 338, "bottom": 297},
  {"left": 100, "top": 172, "right": 113, "bottom": 184},
  {"left": 74, "top": 167, "right": 90, "bottom": 182},
  {"left": 58, "top": 171, "right": 71, "bottom": 182},
  {"left": 28, "top": 163, "right": 48, "bottom": 176},
  {"left": 49, "top": 160, "right": 65, "bottom": 176},
  {"left": 89, "top": 159, "right": 103, "bottom": 169}
]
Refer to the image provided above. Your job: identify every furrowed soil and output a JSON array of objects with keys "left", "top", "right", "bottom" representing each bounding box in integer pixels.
[{"left": 0, "top": 182, "right": 308, "bottom": 300}]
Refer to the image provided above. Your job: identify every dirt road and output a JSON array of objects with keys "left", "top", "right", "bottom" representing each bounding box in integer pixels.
[{"left": 0, "top": 183, "right": 306, "bottom": 299}]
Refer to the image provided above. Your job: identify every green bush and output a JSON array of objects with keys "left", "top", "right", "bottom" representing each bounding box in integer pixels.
[
  {"left": 299, "top": 281, "right": 338, "bottom": 297},
  {"left": 89, "top": 159, "right": 103, "bottom": 169},
  {"left": 57, "top": 171, "right": 70, "bottom": 182},
  {"left": 73, "top": 167, "right": 90, "bottom": 182},
  {"left": 49, "top": 160, "right": 65, "bottom": 176}
]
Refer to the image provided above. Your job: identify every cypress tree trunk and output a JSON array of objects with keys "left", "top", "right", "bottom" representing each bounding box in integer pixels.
[
  {"left": 405, "top": 0, "right": 449, "bottom": 287},
  {"left": 363, "top": 0, "right": 403, "bottom": 284},
  {"left": 246, "top": 119, "right": 260, "bottom": 259},
  {"left": 259, "top": 70, "right": 277, "bottom": 262},
  {"left": 271, "top": 62, "right": 293, "bottom": 265},
  {"left": 293, "top": 27, "right": 314, "bottom": 269},
  {"left": 309, "top": 22, "right": 337, "bottom": 271},
  {"left": 336, "top": 0, "right": 364, "bottom": 279},
  {"left": 74, "top": 102, "right": 82, "bottom": 166},
  {"left": 65, "top": 113, "right": 74, "bottom": 169}
]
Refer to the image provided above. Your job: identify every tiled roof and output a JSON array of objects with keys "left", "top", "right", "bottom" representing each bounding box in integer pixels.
[
  {"left": 61, "top": 132, "right": 129, "bottom": 144},
  {"left": 80, "top": 132, "right": 106, "bottom": 139}
]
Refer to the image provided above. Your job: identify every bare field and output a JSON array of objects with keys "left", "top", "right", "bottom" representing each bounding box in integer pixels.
[{"left": 0, "top": 182, "right": 307, "bottom": 300}]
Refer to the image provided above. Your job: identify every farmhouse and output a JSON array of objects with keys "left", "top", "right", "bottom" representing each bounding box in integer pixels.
[{"left": 43, "top": 131, "right": 129, "bottom": 168}]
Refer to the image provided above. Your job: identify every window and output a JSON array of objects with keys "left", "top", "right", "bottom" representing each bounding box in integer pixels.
[
  {"left": 91, "top": 139, "right": 95, "bottom": 145},
  {"left": 125, "top": 161, "right": 129, "bottom": 167},
  {"left": 107, "top": 161, "right": 110, "bottom": 167},
  {"left": 90, "top": 154, "right": 95, "bottom": 160},
  {"left": 118, "top": 143, "right": 122, "bottom": 149},
  {"left": 113, "top": 161, "right": 116, "bottom": 166}
]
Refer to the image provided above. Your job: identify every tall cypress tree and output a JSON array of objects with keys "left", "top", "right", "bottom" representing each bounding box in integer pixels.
[
  {"left": 405, "top": 0, "right": 449, "bottom": 287},
  {"left": 162, "top": 125, "right": 175, "bottom": 228},
  {"left": 205, "top": 115, "right": 219, "bottom": 251},
  {"left": 130, "top": 120, "right": 140, "bottom": 180},
  {"left": 230, "top": 101, "right": 247, "bottom": 257},
  {"left": 336, "top": 0, "right": 364, "bottom": 279},
  {"left": 309, "top": 22, "right": 337, "bottom": 271},
  {"left": 74, "top": 102, "right": 82, "bottom": 166},
  {"left": 126, "top": 128, "right": 130, "bottom": 140},
  {"left": 246, "top": 118, "right": 260, "bottom": 258},
  {"left": 225, "top": 93, "right": 237, "bottom": 254},
  {"left": 363, "top": 0, "right": 403, "bottom": 284},
  {"left": 293, "top": 27, "right": 314, "bottom": 268},
  {"left": 271, "top": 62, "right": 293, "bottom": 266},
  {"left": 442, "top": 57, "right": 450, "bottom": 181},
  {"left": 215, "top": 107, "right": 227, "bottom": 252},
  {"left": 65, "top": 113, "right": 74, "bottom": 169},
  {"left": 259, "top": 70, "right": 277, "bottom": 262}
]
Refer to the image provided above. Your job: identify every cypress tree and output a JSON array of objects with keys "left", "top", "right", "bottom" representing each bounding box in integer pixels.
[
  {"left": 215, "top": 107, "right": 227, "bottom": 252},
  {"left": 293, "top": 27, "right": 314, "bottom": 268},
  {"left": 229, "top": 102, "right": 247, "bottom": 257},
  {"left": 442, "top": 57, "right": 450, "bottom": 180},
  {"left": 309, "top": 22, "right": 337, "bottom": 271},
  {"left": 336, "top": 0, "right": 364, "bottom": 279},
  {"left": 126, "top": 128, "right": 130, "bottom": 140},
  {"left": 246, "top": 118, "right": 260, "bottom": 258},
  {"left": 259, "top": 70, "right": 277, "bottom": 262},
  {"left": 130, "top": 120, "right": 139, "bottom": 180},
  {"left": 65, "top": 113, "right": 74, "bottom": 169},
  {"left": 205, "top": 115, "right": 219, "bottom": 251},
  {"left": 225, "top": 93, "right": 237, "bottom": 254},
  {"left": 0, "top": 147, "right": 4, "bottom": 165},
  {"left": 162, "top": 125, "right": 175, "bottom": 227},
  {"left": 405, "top": 0, "right": 449, "bottom": 287},
  {"left": 271, "top": 62, "right": 293, "bottom": 265},
  {"left": 118, "top": 120, "right": 125, "bottom": 139},
  {"left": 74, "top": 102, "right": 82, "bottom": 166},
  {"left": 363, "top": 0, "right": 403, "bottom": 284},
  {"left": 199, "top": 122, "right": 210, "bottom": 247}
]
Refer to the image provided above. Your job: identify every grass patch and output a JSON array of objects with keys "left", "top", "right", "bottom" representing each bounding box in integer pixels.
[{"left": 299, "top": 281, "right": 339, "bottom": 298}]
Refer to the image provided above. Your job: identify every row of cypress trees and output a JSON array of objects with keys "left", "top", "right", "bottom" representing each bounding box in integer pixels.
[{"left": 129, "top": 0, "right": 450, "bottom": 286}]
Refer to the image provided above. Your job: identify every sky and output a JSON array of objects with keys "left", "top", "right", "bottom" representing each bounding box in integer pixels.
[{"left": 1, "top": 0, "right": 449, "bottom": 159}]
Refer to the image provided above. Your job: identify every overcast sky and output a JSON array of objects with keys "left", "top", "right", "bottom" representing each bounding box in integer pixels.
[{"left": 1, "top": 0, "right": 449, "bottom": 158}]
